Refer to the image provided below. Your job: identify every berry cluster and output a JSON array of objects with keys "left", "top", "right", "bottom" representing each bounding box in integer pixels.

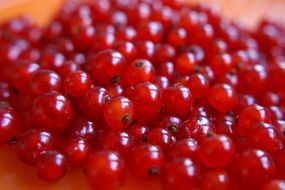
[{"left": 1, "top": 0, "right": 285, "bottom": 189}]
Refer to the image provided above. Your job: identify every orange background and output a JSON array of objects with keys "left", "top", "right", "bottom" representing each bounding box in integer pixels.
[{"left": 0, "top": 0, "right": 285, "bottom": 190}]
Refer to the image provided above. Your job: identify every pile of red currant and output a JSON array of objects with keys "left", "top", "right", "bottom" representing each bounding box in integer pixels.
[{"left": 1, "top": 0, "right": 285, "bottom": 189}]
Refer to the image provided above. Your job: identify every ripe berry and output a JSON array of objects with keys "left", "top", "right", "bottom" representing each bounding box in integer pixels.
[
  {"left": 126, "top": 82, "right": 162, "bottom": 122},
  {"left": 101, "top": 131, "right": 134, "bottom": 156},
  {"left": 175, "top": 52, "right": 197, "bottom": 75},
  {"left": 201, "top": 170, "right": 233, "bottom": 190},
  {"left": 125, "top": 59, "right": 155, "bottom": 85},
  {"left": 207, "top": 83, "right": 238, "bottom": 113},
  {"left": 63, "top": 138, "right": 91, "bottom": 168},
  {"left": 233, "top": 149, "right": 276, "bottom": 189},
  {"left": 0, "top": 106, "right": 18, "bottom": 144},
  {"left": 129, "top": 144, "right": 164, "bottom": 179},
  {"left": 161, "top": 158, "right": 200, "bottom": 190},
  {"left": 85, "top": 150, "right": 127, "bottom": 190},
  {"left": 16, "top": 130, "right": 57, "bottom": 166},
  {"left": 69, "top": 118, "right": 97, "bottom": 144},
  {"left": 103, "top": 96, "right": 135, "bottom": 130},
  {"left": 127, "top": 123, "right": 149, "bottom": 143},
  {"left": 147, "top": 128, "right": 174, "bottom": 150},
  {"left": 198, "top": 134, "right": 235, "bottom": 168},
  {"left": 29, "top": 69, "right": 62, "bottom": 96},
  {"left": 64, "top": 70, "right": 92, "bottom": 97},
  {"left": 79, "top": 87, "right": 110, "bottom": 121},
  {"left": 185, "top": 73, "right": 209, "bottom": 98},
  {"left": 163, "top": 86, "right": 193, "bottom": 116},
  {"left": 261, "top": 180, "right": 285, "bottom": 190},
  {"left": 238, "top": 105, "right": 271, "bottom": 135},
  {"left": 89, "top": 50, "right": 125, "bottom": 85},
  {"left": 168, "top": 138, "right": 199, "bottom": 161},
  {"left": 36, "top": 151, "right": 67, "bottom": 182}
]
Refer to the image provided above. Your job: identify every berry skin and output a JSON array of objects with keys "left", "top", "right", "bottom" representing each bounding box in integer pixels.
[
  {"left": 207, "top": 83, "right": 238, "bottom": 113},
  {"left": 64, "top": 70, "right": 92, "bottom": 97},
  {"left": 29, "top": 69, "right": 62, "bottom": 96},
  {"left": 199, "top": 134, "right": 235, "bottom": 168},
  {"left": 161, "top": 158, "right": 200, "bottom": 190},
  {"left": 101, "top": 131, "right": 134, "bottom": 156},
  {"left": 201, "top": 170, "right": 233, "bottom": 190},
  {"left": 137, "top": 21, "right": 164, "bottom": 43},
  {"left": 89, "top": 49, "right": 126, "bottom": 85},
  {"left": 261, "top": 180, "right": 285, "bottom": 190},
  {"left": 129, "top": 144, "right": 164, "bottom": 179},
  {"left": 127, "top": 123, "right": 149, "bottom": 143},
  {"left": 0, "top": 106, "right": 18, "bottom": 144},
  {"left": 175, "top": 52, "right": 197, "bottom": 75},
  {"left": 85, "top": 150, "right": 127, "bottom": 190},
  {"left": 238, "top": 105, "right": 271, "bottom": 136},
  {"left": 126, "top": 82, "right": 162, "bottom": 122},
  {"left": 245, "top": 122, "right": 282, "bottom": 153},
  {"left": 147, "top": 128, "right": 174, "bottom": 150},
  {"left": 211, "top": 53, "right": 234, "bottom": 76},
  {"left": 103, "top": 96, "right": 135, "bottom": 130},
  {"left": 186, "top": 73, "right": 210, "bottom": 98},
  {"left": 233, "top": 149, "right": 276, "bottom": 189},
  {"left": 163, "top": 86, "right": 193, "bottom": 117},
  {"left": 63, "top": 138, "right": 91, "bottom": 168},
  {"left": 79, "top": 87, "right": 110, "bottom": 121},
  {"left": 69, "top": 118, "right": 97, "bottom": 144},
  {"left": 168, "top": 138, "right": 199, "bottom": 161},
  {"left": 125, "top": 59, "right": 155, "bottom": 85},
  {"left": 16, "top": 130, "right": 57, "bottom": 166},
  {"left": 36, "top": 151, "right": 67, "bottom": 182},
  {"left": 32, "top": 91, "right": 73, "bottom": 132}
]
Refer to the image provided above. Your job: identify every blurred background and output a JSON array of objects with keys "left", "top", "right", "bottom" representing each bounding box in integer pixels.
[{"left": 1, "top": 0, "right": 285, "bottom": 29}]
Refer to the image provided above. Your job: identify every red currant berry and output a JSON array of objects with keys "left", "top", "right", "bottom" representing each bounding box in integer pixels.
[
  {"left": 207, "top": 83, "right": 238, "bottom": 113},
  {"left": 129, "top": 144, "right": 164, "bottom": 179},
  {"left": 103, "top": 96, "right": 134, "bottom": 130},
  {"left": 199, "top": 134, "right": 235, "bottom": 168},
  {"left": 85, "top": 150, "right": 127, "bottom": 190},
  {"left": 36, "top": 151, "right": 67, "bottom": 182},
  {"left": 125, "top": 59, "right": 155, "bottom": 85},
  {"left": 16, "top": 130, "right": 57, "bottom": 166},
  {"left": 32, "top": 91, "right": 73, "bottom": 132},
  {"left": 0, "top": 106, "right": 18, "bottom": 144},
  {"left": 64, "top": 70, "right": 92, "bottom": 97},
  {"left": 161, "top": 158, "right": 200, "bottom": 190},
  {"left": 89, "top": 50, "right": 125, "bottom": 85}
]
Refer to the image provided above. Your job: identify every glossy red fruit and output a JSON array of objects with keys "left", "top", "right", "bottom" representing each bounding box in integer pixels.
[
  {"left": 125, "top": 59, "right": 155, "bottom": 85},
  {"left": 175, "top": 52, "right": 197, "bottom": 75},
  {"left": 168, "top": 138, "right": 199, "bottom": 161},
  {"left": 147, "top": 128, "right": 174, "bottom": 150},
  {"left": 103, "top": 96, "right": 135, "bottom": 130},
  {"left": 85, "top": 150, "right": 127, "bottom": 190},
  {"left": 64, "top": 70, "right": 92, "bottom": 97},
  {"left": 211, "top": 53, "right": 234, "bottom": 76},
  {"left": 233, "top": 149, "right": 276, "bottom": 189},
  {"left": 245, "top": 122, "right": 282, "bottom": 153},
  {"left": 185, "top": 73, "right": 209, "bottom": 98},
  {"left": 199, "top": 134, "right": 235, "bottom": 168},
  {"left": 127, "top": 123, "right": 149, "bottom": 143},
  {"left": 207, "top": 83, "right": 238, "bottom": 113},
  {"left": 101, "top": 131, "right": 134, "bottom": 156},
  {"left": 176, "top": 116, "right": 215, "bottom": 140},
  {"left": 129, "top": 144, "right": 164, "bottom": 179},
  {"left": 69, "top": 118, "right": 97, "bottom": 144},
  {"left": 163, "top": 86, "right": 193, "bottom": 116},
  {"left": 36, "top": 151, "right": 67, "bottom": 182},
  {"left": 238, "top": 105, "right": 271, "bottom": 136},
  {"left": 201, "top": 170, "right": 233, "bottom": 190},
  {"left": 126, "top": 82, "right": 162, "bottom": 122},
  {"left": 32, "top": 91, "right": 73, "bottom": 132},
  {"left": 63, "top": 138, "right": 91, "bottom": 168},
  {"left": 0, "top": 106, "right": 18, "bottom": 144},
  {"left": 79, "top": 87, "right": 110, "bottom": 121},
  {"left": 89, "top": 50, "right": 126, "bottom": 85},
  {"left": 161, "top": 158, "right": 200, "bottom": 190},
  {"left": 261, "top": 180, "right": 285, "bottom": 190},
  {"left": 16, "top": 130, "right": 57, "bottom": 166},
  {"left": 29, "top": 69, "right": 62, "bottom": 96}
]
